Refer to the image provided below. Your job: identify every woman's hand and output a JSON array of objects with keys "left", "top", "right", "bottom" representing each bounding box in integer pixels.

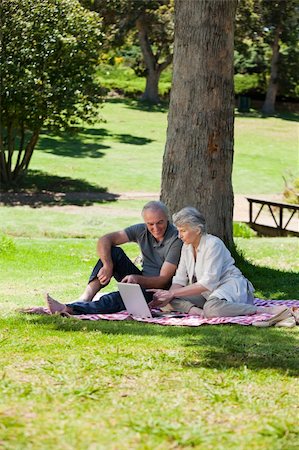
[{"left": 147, "top": 289, "right": 174, "bottom": 308}]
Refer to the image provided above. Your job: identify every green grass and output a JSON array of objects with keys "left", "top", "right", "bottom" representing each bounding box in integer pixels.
[
  {"left": 1, "top": 208, "right": 298, "bottom": 450},
  {"left": 1, "top": 312, "right": 298, "bottom": 450},
  {"left": 9, "top": 99, "right": 297, "bottom": 197},
  {"left": 0, "top": 201, "right": 144, "bottom": 238},
  {"left": 0, "top": 234, "right": 298, "bottom": 449},
  {"left": 1, "top": 94, "right": 299, "bottom": 449},
  {"left": 233, "top": 111, "right": 299, "bottom": 194}
]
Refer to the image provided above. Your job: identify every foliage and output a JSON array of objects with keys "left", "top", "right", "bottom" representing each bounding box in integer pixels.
[
  {"left": 0, "top": 233, "right": 15, "bottom": 254},
  {"left": 282, "top": 171, "right": 299, "bottom": 204},
  {"left": 81, "top": 0, "right": 174, "bottom": 102},
  {"left": 234, "top": 73, "right": 263, "bottom": 95},
  {"left": 235, "top": 0, "right": 299, "bottom": 101},
  {"left": 233, "top": 222, "right": 257, "bottom": 238},
  {"left": 0, "top": 0, "right": 104, "bottom": 187},
  {"left": 96, "top": 63, "right": 171, "bottom": 97}
]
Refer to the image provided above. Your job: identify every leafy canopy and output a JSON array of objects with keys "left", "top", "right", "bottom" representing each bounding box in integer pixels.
[
  {"left": 0, "top": 0, "right": 105, "bottom": 187},
  {"left": 0, "top": 0, "right": 104, "bottom": 132}
]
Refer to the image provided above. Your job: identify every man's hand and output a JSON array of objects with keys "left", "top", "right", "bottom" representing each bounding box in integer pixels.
[
  {"left": 121, "top": 274, "right": 141, "bottom": 284},
  {"left": 148, "top": 289, "right": 174, "bottom": 308},
  {"left": 97, "top": 265, "right": 113, "bottom": 285}
]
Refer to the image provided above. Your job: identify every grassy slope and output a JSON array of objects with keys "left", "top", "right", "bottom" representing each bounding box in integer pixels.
[
  {"left": 25, "top": 100, "right": 298, "bottom": 196},
  {"left": 0, "top": 236, "right": 298, "bottom": 449},
  {"left": 1, "top": 100, "right": 298, "bottom": 450},
  {"left": 0, "top": 312, "right": 298, "bottom": 450}
]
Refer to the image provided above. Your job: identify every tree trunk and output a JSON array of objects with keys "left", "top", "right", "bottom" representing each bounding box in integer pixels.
[
  {"left": 262, "top": 27, "right": 281, "bottom": 115},
  {"left": 0, "top": 128, "right": 40, "bottom": 188},
  {"left": 161, "top": 0, "right": 237, "bottom": 246},
  {"left": 141, "top": 67, "right": 162, "bottom": 103},
  {"left": 136, "top": 17, "right": 172, "bottom": 104}
]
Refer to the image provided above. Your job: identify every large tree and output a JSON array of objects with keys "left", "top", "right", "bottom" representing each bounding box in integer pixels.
[
  {"left": 82, "top": 0, "right": 174, "bottom": 103},
  {"left": 0, "top": 0, "right": 104, "bottom": 188},
  {"left": 161, "top": 0, "right": 237, "bottom": 246}
]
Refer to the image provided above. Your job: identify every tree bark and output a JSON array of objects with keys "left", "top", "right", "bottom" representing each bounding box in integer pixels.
[
  {"left": 262, "top": 26, "right": 281, "bottom": 115},
  {"left": 161, "top": 0, "right": 237, "bottom": 246},
  {"left": 141, "top": 67, "right": 162, "bottom": 104},
  {"left": 13, "top": 129, "right": 40, "bottom": 180}
]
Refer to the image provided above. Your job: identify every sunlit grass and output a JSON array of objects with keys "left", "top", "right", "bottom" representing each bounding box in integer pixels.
[
  {"left": 23, "top": 99, "right": 298, "bottom": 197},
  {"left": 1, "top": 94, "right": 298, "bottom": 450}
]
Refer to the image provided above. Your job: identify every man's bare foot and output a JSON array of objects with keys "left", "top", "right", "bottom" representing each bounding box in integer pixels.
[{"left": 46, "top": 293, "right": 67, "bottom": 315}]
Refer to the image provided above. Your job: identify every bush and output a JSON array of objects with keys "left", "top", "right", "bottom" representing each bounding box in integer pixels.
[
  {"left": 234, "top": 73, "right": 264, "bottom": 96},
  {"left": 97, "top": 64, "right": 268, "bottom": 99},
  {"left": 233, "top": 222, "right": 256, "bottom": 238},
  {"left": 282, "top": 172, "right": 299, "bottom": 204},
  {"left": 1, "top": 0, "right": 104, "bottom": 187},
  {"left": 97, "top": 63, "right": 172, "bottom": 98},
  {"left": 0, "top": 234, "right": 16, "bottom": 255}
]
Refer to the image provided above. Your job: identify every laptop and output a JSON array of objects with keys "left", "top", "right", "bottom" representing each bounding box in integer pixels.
[{"left": 117, "top": 282, "right": 185, "bottom": 318}]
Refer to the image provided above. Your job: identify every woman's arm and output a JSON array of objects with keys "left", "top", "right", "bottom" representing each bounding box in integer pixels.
[{"left": 149, "top": 282, "right": 208, "bottom": 308}]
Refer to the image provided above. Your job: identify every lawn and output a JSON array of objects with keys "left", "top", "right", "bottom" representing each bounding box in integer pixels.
[
  {"left": 17, "top": 99, "right": 299, "bottom": 197},
  {"left": 0, "top": 232, "right": 298, "bottom": 449},
  {"left": 1, "top": 99, "right": 298, "bottom": 449}
]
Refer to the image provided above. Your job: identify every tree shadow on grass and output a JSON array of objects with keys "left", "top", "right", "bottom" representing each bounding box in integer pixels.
[
  {"left": 232, "top": 249, "right": 299, "bottom": 300},
  {"left": 0, "top": 170, "right": 119, "bottom": 207},
  {"left": 38, "top": 127, "right": 153, "bottom": 158},
  {"left": 106, "top": 97, "right": 169, "bottom": 113},
  {"left": 83, "top": 128, "right": 154, "bottom": 146},
  {"left": 21, "top": 314, "right": 299, "bottom": 376},
  {"left": 182, "top": 325, "right": 299, "bottom": 376},
  {"left": 235, "top": 109, "right": 299, "bottom": 122},
  {"left": 106, "top": 98, "right": 298, "bottom": 118}
]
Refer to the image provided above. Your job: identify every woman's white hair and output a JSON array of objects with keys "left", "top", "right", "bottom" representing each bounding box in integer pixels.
[{"left": 173, "top": 207, "right": 206, "bottom": 234}]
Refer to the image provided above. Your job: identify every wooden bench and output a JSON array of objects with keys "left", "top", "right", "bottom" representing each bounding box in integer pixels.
[{"left": 246, "top": 197, "right": 299, "bottom": 237}]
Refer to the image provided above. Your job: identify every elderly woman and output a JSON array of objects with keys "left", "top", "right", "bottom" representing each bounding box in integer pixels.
[{"left": 149, "top": 207, "right": 295, "bottom": 327}]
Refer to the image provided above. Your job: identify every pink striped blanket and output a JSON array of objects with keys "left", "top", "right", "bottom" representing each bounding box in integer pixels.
[{"left": 23, "top": 298, "right": 299, "bottom": 327}]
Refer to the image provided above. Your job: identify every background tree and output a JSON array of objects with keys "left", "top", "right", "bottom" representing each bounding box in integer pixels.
[
  {"left": 0, "top": 0, "right": 104, "bottom": 188},
  {"left": 82, "top": 0, "right": 174, "bottom": 103},
  {"left": 235, "top": 0, "right": 299, "bottom": 113},
  {"left": 161, "top": 0, "right": 237, "bottom": 246},
  {"left": 260, "top": 0, "right": 299, "bottom": 114}
]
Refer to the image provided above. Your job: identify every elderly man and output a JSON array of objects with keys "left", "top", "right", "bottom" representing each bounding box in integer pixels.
[{"left": 46, "top": 201, "right": 182, "bottom": 315}]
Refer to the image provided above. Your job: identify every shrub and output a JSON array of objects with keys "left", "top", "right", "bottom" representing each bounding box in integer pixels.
[
  {"left": 0, "top": 234, "right": 16, "bottom": 254},
  {"left": 282, "top": 172, "right": 299, "bottom": 204},
  {"left": 233, "top": 222, "right": 257, "bottom": 238},
  {"left": 234, "top": 73, "right": 264, "bottom": 96}
]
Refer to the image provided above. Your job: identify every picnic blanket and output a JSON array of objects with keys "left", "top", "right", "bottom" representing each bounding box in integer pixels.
[{"left": 22, "top": 298, "right": 299, "bottom": 327}]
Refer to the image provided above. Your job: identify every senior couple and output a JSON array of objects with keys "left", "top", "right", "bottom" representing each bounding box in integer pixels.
[{"left": 47, "top": 201, "right": 297, "bottom": 327}]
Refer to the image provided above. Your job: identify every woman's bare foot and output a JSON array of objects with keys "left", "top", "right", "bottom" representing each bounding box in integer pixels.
[
  {"left": 188, "top": 306, "right": 204, "bottom": 317},
  {"left": 46, "top": 293, "right": 67, "bottom": 315}
]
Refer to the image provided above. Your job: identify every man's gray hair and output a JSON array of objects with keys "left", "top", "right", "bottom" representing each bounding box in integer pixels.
[
  {"left": 142, "top": 201, "right": 169, "bottom": 218},
  {"left": 173, "top": 207, "right": 206, "bottom": 234}
]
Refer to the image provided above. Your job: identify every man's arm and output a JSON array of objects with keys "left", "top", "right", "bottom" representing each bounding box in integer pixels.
[
  {"left": 121, "top": 261, "right": 177, "bottom": 289},
  {"left": 96, "top": 230, "right": 129, "bottom": 285}
]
